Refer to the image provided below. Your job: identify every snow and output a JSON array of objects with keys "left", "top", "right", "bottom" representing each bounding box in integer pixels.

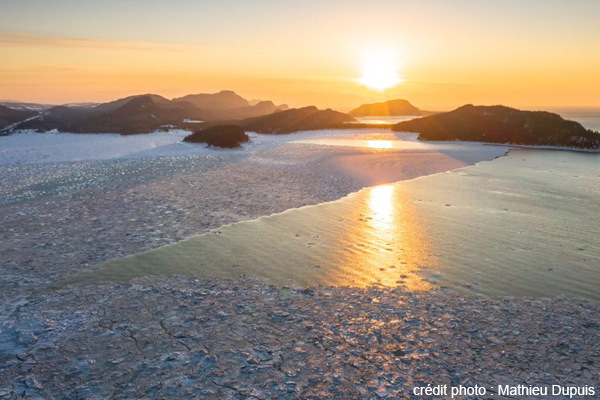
[
  {"left": 0, "top": 115, "right": 41, "bottom": 133},
  {"left": 1, "top": 104, "right": 49, "bottom": 112},
  {"left": 0, "top": 130, "right": 201, "bottom": 166},
  {"left": 0, "top": 129, "right": 310, "bottom": 166},
  {"left": 0, "top": 128, "right": 529, "bottom": 167}
]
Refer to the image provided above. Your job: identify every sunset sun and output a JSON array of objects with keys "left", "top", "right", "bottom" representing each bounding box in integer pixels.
[{"left": 356, "top": 48, "right": 402, "bottom": 91}]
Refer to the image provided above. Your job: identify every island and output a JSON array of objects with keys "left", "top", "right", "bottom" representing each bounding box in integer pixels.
[
  {"left": 348, "top": 99, "right": 433, "bottom": 117},
  {"left": 236, "top": 106, "right": 355, "bottom": 134},
  {"left": 183, "top": 125, "right": 249, "bottom": 148},
  {"left": 393, "top": 104, "right": 600, "bottom": 150}
]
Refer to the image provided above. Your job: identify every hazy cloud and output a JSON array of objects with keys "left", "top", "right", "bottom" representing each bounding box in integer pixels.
[{"left": 0, "top": 33, "right": 191, "bottom": 52}]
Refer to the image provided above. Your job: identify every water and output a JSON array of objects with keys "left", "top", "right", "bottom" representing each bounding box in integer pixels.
[
  {"left": 555, "top": 108, "right": 600, "bottom": 132},
  {"left": 69, "top": 148, "right": 600, "bottom": 300},
  {"left": 346, "top": 116, "right": 422, "bottom": 125}
]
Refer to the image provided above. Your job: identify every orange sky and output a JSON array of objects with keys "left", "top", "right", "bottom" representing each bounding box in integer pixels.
[{"left": 1, "top": 0, "right": 599, "bottom": 111}]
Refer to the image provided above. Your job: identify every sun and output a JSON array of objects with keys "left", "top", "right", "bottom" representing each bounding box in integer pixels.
[{"left": 356, "top": 48, "right": 402, "bottom": 91}]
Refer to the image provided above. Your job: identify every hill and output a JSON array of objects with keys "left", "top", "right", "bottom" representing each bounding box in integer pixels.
[
  {"left": 15, "top": 106, "right": 90, "bottom": 132},
  {"left": 348, "top": 99, "right": 432, "bottom": 117},
  {"left": 249, "top": 99, "right": 289, "bottom": 110},
  {"left": 183, "top": 125, "right": 249, "bottom": 148},
  {"left": 17, "top": 96, "right": 206, "bottom": 135},
  {"left": 236, "top": 106, "right": 355, "bottom": 134},
  {"left": 92, "top": 94, "right": 171, "bottom": 113},
  {"left": 0, "top": 105, "right": 38, "bottom": 130},
  {"left": 393, "top": 105, "right": 600, "bottom": 150},
  {"left": 203, "top": 100, "right": 288, "bottom": 121},
  {"left": 173, "top": 90, "right": 249, "bottom": 110},
  {"left": 67, "top": 96, "right": 205, "bottom": 134},
  {"left": 0, "top": 101, "right": 53, "bottom": 112},
  {"left": 172, "top": 91, "right": 288, "bottom": 121},
  {"left": 11, "top": 91, "right": 287, "bottom": 134}
]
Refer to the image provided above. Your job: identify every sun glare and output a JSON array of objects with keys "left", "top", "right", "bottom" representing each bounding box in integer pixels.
[
  {"left": 367, "top": 140, "right": 393, "bottom": 149},
  {"left": 356, "top": 49, "right": 402, "bottom": 91}
]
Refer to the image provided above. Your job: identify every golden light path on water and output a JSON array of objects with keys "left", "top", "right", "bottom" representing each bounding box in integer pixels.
[
  {"left": 367, "top": 140, "right": 393, "bottom": 149},
  {"left": 369, "top": 185, "right": 395, "bottom": 232},
  {"left": 65, "top": 182, "right": 435, "bottom": 290},
  {"left": 364, "top": 120, "right": 389, "bottom": 125},
  {"left": 338, "top": 183, "right": 432, "bottom": 289}
]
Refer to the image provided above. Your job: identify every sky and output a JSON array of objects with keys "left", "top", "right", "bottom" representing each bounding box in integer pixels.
[{"left": 1, "top": 0, "right": 599, "bottom": 111}]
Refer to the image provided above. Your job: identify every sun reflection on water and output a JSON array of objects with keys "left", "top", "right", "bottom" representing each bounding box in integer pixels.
[
  {"left": 362, "top": 119, "right": 389, "bottom": 125},
  {"left": 77, "top": 181, "right": 435, "bottom": 291},
  {"left": 368, "top": 185, "right": 395, "bottom": 233},
  {"left": 334, "top": 183, "right": 434, "bottom": 289},
  {"left": 367, "top": 140, "right": 393, "bottom": 149}
]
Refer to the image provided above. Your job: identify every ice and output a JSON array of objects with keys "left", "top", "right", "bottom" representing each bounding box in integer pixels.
[
  {"left": 0, "top": 128, "right": 515, "bottom": 167},
  {"left": 0, "top": 130, "right": 238, "bottom": 166}
]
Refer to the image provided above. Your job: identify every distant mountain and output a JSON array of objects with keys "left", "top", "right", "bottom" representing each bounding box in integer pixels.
[
  {"left": 92, "top": 94, "right": 171, "bottom": 113},
  {"left": 16, "top": 105, "right": 89, "bottom": 132},
  {"left": 172, "top": 91, "right": 289, "bottom": 121},
  {"left": 10, "top": 90, "right": 288, "bottom": 134},
  {"left": 203, "top": 100, "right": 288, "bottom": 121},
  {"left": 18, "top": 95, "right": 205, "bottom": 135},
  {"left": 61, "top": 102, "right": 99, "bottom": 108},
  {"left": 66, "top": 96, "right": 205, "bottom": 135},
  {"left": 0, "top": 105, "right": 38, "bottom": 130},
  {"left": 348, "top": 99, "right": 432, "bottom": 117},
  {"left": 173, "top": 90, "right": 249, "bottom": 110},
  {"left": 237, "top": 106, "right": 355, "bottom": 134},
  {"left": 393, "top": 104, "right": 600, "bottom": 150},
  {"left": 249, "top": 99, "right": 289, "bottom": 110},
  {"left": 0, "top": 101, "right": 54, "bottom": 112}
]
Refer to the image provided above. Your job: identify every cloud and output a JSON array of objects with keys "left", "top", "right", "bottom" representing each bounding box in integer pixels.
[{"left": 0, "top": 33, "right": 191, "bottom": 52}]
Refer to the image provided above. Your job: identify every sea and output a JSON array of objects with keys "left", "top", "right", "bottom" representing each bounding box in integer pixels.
[{"left": 67, "top": 109, "right": 600, "bottom": 300}]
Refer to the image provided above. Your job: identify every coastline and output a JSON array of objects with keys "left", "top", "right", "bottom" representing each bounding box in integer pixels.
[
  {"left": 412, "top": 138, "right": 600, "bottom": 154},
  {"left": 1, "top": 131, "right": 598, "bottom": 397}
]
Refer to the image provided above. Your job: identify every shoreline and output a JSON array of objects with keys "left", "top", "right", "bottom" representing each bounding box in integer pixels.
[
  {"left": 55, "top": 146, "right": 512, "bottom": 293},
  {"left": 1, "top": 131, "right": 598, "bottom": 397},
  {"left": 49, "top": 145, "right": 510, "bottom": 292},
  {"left": 0, "top": 133, "right": 507, "bottom": 289},
  {"left": 413, "top": 138, "right": 600, "bottom": 154}
]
